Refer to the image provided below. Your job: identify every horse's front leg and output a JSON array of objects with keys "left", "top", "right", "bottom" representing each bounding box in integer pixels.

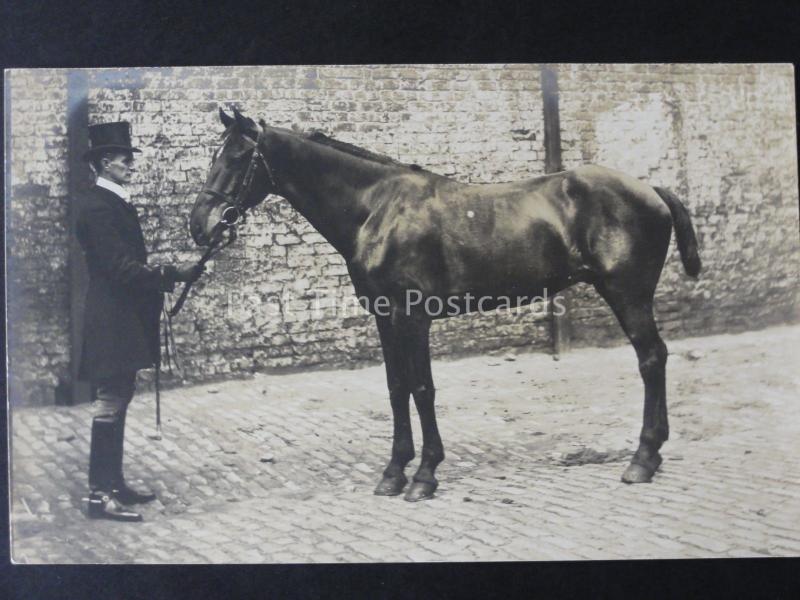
[
  {"left": 399, "top": 314, "right": 444, "bottom": 502},
  {"left": 373, "top": 315, "right": 414, "bottom": 496}
]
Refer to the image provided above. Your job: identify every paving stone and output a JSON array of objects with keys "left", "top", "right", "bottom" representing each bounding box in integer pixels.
[
  {"left": 406, "top": 548, "right": 442, "bottom": 562},
  {"left": 680, "top": 533, "right": 731, "bottom": 554},
  {"left": 8, "top": 326, "right": 800, "bottom": 563}
]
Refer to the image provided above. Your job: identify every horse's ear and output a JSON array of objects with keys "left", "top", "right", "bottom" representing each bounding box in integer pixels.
[
  {"left": 219, "top": 107, "right": 234, "bottom": 128},
  {"left": 233, "top": 107, "right": 247, "bottom": 129}
]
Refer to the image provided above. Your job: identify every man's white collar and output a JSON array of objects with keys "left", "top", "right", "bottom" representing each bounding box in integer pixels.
[{"left": 96, "top": 177, "right": 130, "bottom": 201}]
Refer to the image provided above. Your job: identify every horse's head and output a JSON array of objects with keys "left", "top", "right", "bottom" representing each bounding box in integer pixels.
[{"left": 190, "top": 107, "right": 277, "bottom": 246}]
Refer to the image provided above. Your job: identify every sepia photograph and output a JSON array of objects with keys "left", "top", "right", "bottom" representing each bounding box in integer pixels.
[{"left": 4, "top": 63, "right": 799, "bottom": 564}]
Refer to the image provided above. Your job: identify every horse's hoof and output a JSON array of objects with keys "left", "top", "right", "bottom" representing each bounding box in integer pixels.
[
  {"left": 621, "top": 462, "right": 654, "bottom": 483},
  {"left": 622, "top": 453, "right": 662, "bottom": 483},
  {"left": 404, "top": 480, "right": 437, "bottom": 502},
  {"left": 374, "top": 474, "right": 408, "bottom": 496}
]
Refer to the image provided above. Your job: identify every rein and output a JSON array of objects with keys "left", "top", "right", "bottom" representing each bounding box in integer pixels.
[
  {"left": 167, "top": 221, "right": 236, "bottom": 318},
  {"left": 154, "top": 221, "right": 236, "bottom": 439}
]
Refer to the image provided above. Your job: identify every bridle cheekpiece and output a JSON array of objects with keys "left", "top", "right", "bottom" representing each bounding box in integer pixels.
[{"left": 202, "top": 121, "right": 276, "bottom": 227}]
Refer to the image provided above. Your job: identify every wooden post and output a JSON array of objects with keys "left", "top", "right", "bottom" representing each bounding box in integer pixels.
[
  {"left": 62, "top": 70, "right": 93, "bottom": 404},
  {"left": 540, "top": 65, "right": 571, "bottom": 356}
]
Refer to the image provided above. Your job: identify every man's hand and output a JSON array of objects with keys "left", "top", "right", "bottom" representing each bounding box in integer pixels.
[{"left": 174, "top": 261, "right": 205, "bottom": 283}]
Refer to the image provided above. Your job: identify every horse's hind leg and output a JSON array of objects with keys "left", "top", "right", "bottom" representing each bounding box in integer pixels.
[
  {"left": 373, "top": 315, "right": 414, "bottom": 496},
  {"left": 595, "top": 281, "right": 669, "bottom": 483}
]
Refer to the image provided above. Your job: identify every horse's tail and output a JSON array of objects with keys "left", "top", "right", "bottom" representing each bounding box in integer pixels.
[{"left": 654, "top": 187, "right": 701, "bottom": 278}]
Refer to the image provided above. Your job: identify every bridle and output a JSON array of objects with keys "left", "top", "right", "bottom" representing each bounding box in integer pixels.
[
  {"left": 169, "top": 123, "right": 276, "bottom": 319},
  {"left": 201, "top": 122, "right": 277, "bottom": 228}
]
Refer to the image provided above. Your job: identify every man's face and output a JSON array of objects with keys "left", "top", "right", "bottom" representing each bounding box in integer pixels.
[{"left": 102, "top": 152, "right": 135, "bottom": 185}]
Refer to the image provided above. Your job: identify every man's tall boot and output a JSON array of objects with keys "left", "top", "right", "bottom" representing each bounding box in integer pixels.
[
  {"left": 113, "top": 412, "right": 156, "bottom": 505},
  {"left": 87, "top": 417, "right": 142, "bottom": 522}
]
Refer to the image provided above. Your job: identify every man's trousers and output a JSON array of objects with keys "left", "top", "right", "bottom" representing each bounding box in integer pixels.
[{"left": 92, "top": 371, "right": 137, "bottom": 422}]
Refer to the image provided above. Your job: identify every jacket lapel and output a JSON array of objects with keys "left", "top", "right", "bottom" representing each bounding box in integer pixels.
[
  {"left": 95, "top": 185, "right": 138, "bottom": 216},
  {"left": 93, "top": 185, "right": 148, "bottom": 256}
]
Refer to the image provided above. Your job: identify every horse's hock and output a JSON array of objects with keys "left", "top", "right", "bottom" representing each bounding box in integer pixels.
[{"left": 5, "top": 64, "right": 799, "bottom": 406}]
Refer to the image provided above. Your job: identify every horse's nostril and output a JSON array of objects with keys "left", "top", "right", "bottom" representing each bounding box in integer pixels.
[{"left": 189, "top": 219, "right": 206, "bottom": 245}]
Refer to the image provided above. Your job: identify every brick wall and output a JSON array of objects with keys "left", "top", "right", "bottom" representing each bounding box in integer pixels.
[
  {"left": 81, "top": 65, "right": 549, "bottom": 387},
  {"left": 5, "top": 64, "right": 799, "bottom": 405},
  {"left": 6, "top": 70, "right": 71, "bottom": 406},
  {"left": 557, "top": 64, "right": 800, "bottom": 347}
]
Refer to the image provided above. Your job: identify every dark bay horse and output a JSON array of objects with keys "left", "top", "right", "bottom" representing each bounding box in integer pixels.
[{"left": 190, "top": 108, "right": 701, "bottom": 502}]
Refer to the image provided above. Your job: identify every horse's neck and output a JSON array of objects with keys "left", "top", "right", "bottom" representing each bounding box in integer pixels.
[{"left": 265, "top": 130, "right": 398, "bottom": 259}]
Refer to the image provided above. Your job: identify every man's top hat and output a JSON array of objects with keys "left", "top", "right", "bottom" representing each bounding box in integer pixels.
[{"left": 83, "top": 121, "right": 141, "bottom": 161}]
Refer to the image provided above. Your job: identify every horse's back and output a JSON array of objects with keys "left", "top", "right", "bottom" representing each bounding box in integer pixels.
[
  {"left": 565, "top": 165, "right": 671, "bottom": 219},
  {"left": 355, "top": 170, "right": 582, "bottom": 296},
  {"left": 352, "top": 164, "right": 674, "bottom": 298}
]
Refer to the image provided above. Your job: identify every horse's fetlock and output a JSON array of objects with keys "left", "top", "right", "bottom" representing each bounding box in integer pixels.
[
  {"left": 639, "top": 427, "right": 666, "bottom": 449},
  {"left": 393, "top": 444, "right": 415, "bottom": 464},
  {"left": 422, "top": 446, "right": 445, "bottom": 465},
  {"left": 382, "top": 464, "right": 408, "bottom": 481},
  {"left": 412, "top": 472, "right": 438, "bottom": 486}
]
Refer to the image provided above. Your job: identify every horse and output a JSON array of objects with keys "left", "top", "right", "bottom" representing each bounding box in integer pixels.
[{"left": 189, "top": 107, "right": 701, "bottom": 502}]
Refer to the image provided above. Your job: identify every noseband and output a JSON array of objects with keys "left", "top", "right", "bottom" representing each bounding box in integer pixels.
[{"left": 202, "top": 125, "right": 276, "bottom": 226}]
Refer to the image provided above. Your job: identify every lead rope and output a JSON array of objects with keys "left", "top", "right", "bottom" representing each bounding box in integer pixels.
[
  {"left": 152, "top": 223, "right": 237, "bottom": 440},
  {"left": 152, "top": 125, "right": 271, "bottom": 439},
  {"left": 166, "top": 308, "right": 182, "bottom": 375}
]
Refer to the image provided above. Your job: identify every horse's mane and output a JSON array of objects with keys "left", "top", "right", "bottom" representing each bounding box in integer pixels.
[
  {"left": 303, "top": 129, "right": 423, "bottom": 172},
  {"left": 221, "top": 120, "right": 424, "bottom": 172}
]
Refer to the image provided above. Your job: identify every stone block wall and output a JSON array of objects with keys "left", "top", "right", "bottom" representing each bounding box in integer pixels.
[{"left": 5, "top": 64, "right": 798, "bottom": 405}]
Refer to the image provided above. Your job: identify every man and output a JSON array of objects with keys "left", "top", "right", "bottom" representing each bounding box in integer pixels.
[{"left": 75, "top": 121, "right": 202, "bottom": 522}]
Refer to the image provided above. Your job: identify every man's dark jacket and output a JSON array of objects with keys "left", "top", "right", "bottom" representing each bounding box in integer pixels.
[{"left": 75, "top": 184, "right": 178, "bottom": 381}]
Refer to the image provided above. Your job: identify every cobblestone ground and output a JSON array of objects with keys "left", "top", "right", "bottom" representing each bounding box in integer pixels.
[{"left": 9, "top": 325, "right": 800, "bottom": 563}]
